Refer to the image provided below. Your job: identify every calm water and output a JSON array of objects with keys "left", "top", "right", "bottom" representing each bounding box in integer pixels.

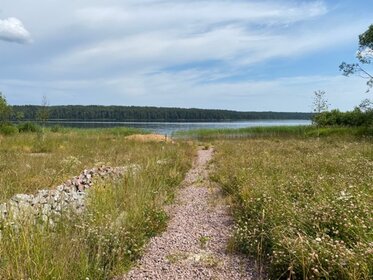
[{"left": 47, "top": 120, "right": 311, "bottom": 136}]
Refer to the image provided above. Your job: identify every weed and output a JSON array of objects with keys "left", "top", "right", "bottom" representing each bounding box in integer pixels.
[
  {"left": 199, "top": 235, "right": 211, "bottom": 249},
  {"left": 165, "top": 252, "right": 189, "bottom": 264}
]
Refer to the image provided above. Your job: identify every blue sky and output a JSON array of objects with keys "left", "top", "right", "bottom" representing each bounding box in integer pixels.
[{"left": 0, "top": 0, "right": 372, "bottom": 111}]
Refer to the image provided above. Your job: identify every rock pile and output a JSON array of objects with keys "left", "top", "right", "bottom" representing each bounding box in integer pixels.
[{"left": 0, "top": 165, "right": 139, "bottom": 223}]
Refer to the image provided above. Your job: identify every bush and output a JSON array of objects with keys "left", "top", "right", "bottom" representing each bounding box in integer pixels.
[
  {"left": 18, "top": 122, "right": 41, "bottom": 133},
  {"left": 0, "top": 124, "right": 18, "bottom": 135},
  {"left": 50, "top": 125, "right": 63, "bottom": 133},
  {"left": 313, "top": 109, "right": 373, "bottom": 127}
]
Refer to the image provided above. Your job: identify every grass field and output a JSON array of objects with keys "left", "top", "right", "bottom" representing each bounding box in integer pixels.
[
  {"left": 211, "top": 137, "right": 373, "bottom": 279},
  {"left": 0, "top": 129, "right": 194, "bottom": 279},
  {"left": 0, "top": 125, "right": 372, "bottom": 279}
]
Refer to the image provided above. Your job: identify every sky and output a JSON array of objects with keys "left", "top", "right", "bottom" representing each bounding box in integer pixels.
[{"left": 0, "top": 0, "right": 372, "bottom": 112}]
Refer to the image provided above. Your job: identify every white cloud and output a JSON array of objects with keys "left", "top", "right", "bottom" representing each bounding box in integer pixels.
[
  {"left": 0, "top": 17, "right": 31, "bottom": 44},
  {"left": 57, "top": 0, "right": 329, "bottom": 72},
  {"left": 47, "top": 18, "right": 367, "bottom": 77},
  {"left": 76, "top": 1, "right": 327, "bottom": 26}
]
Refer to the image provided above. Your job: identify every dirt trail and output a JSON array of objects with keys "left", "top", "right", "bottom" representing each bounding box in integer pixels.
[{"left": 121, "top": 148, "right": 254, "bottom": 279}]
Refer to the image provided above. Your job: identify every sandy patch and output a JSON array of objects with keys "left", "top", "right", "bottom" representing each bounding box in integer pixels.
[{"left": 125, "top": 134, "right": 173, "bottom": 143}]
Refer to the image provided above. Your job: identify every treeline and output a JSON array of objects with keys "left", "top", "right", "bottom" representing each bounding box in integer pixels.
[
  {"left": 313, "top": 108, "right": 373, "bottom": 127},
  {"left": 11, "top": 105, "right": 312, "bottom": 122}
]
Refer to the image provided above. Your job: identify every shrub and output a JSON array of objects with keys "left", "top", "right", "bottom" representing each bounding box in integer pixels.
[
  {"left": 0, "top": 124, "right": 18, "bottom": 135},
  {"left": 50, "top": 125, "right": 63, "bottom": 133},
  {"left": 18, "top": 122, "right": 41, "bottom": 133},
  {"left": 313, "top": 109, "right": 373, "bottom": 127}
]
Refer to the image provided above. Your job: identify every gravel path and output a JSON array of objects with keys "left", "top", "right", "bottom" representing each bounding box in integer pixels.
[{"left": 121, "top": 148, "right": 254, "bottom": 280}]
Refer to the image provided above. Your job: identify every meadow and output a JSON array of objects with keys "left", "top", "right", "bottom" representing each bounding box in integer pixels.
[
  {"left": 211, "top": 136, "right": 372, "bottom": 279},
  {"left": 0, "top": 128, "right": 194, "bottom": 279},
  {"left": 0, "top": 125, "right": 372, "bottom": 279}
]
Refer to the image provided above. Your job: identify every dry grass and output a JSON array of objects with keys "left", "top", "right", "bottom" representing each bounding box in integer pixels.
[{"left": 125, "top": 134, "right": 173, "bottom": 143}]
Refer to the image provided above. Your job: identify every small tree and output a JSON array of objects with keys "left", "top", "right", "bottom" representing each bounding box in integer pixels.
[
  {"left": 313, "top": 90, "right": 329, "bottom": 114},
  {"left": 312, "top": 90, "right": 329, "bottom": 137},
  {"left": 37, "top": 95, "right": 49, "bottom": 127},
  {"left": 0, "top": 92, "right": 12, "bottom": 124},
  {"left": 36, "top": 95, "right": 49, "bottom": 140}
]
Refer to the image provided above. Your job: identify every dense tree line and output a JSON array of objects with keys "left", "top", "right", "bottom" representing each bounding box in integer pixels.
[{"left": 11, "top": 105, "right": 312, "bottom": 122}]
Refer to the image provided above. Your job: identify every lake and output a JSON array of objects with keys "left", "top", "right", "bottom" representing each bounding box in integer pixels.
[{"left": 46, "top": 120, "right": 312, "bottom": 136}]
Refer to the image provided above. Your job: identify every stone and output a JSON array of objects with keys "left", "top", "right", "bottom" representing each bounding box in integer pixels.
[
  {"left": 0, "top": 165, "right": 128, "bottom": 226},
  {"left": 37, "top": 190, "right": 49, "bottom": 198},
  {"left": 11, "top": 194, "right": 33, "bottom": 203},
  {"left": 0, "top": 203, "right": 7, "bottom": 219},
  {"left": 42, "top": 204, "right": 52, "bottom": 215},
  {"left": 77, "top": 184, "right": 85, "bottom": 192},
  {"left": 31, "top": 196, "right": 40, "bottom": 206}
]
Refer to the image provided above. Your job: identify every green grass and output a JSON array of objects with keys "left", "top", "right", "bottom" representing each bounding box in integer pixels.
[
  {"left": 0, "top": 129, "right": 194, "bottom": 279},
  {"left": 174, "top": 125, "right": 373, "bottom": 140},
  {"left": 211, "top": 137, "right": 373, "bottom": 279}
]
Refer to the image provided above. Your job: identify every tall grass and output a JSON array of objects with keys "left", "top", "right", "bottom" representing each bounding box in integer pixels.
[
  {"left": 174, "top": 125, "right": 310, "bottom": 139},
  {"left": 174, "top": 125, "right": 373, "bottom": 140},
  {"left": 0, "top": 129, "right": 194, "bottom": 279},
  {"left": 212, "top": 138, "right": 373, "bottom": 279}
]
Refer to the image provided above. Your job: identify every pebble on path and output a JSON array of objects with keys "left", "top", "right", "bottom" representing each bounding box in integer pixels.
[{"left": 121, "top": 148, "right": 255, "bottom": 280}]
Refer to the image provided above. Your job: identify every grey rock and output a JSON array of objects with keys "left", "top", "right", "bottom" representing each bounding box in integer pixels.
[
  {"left": 0, "top": 164, "right": 131, "bottom": 227},
  {"left": 11, "top": 194, "right": 33, "bottom": 203}
]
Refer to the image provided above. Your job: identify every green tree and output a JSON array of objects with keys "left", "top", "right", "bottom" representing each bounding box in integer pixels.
[
  {"left": 312, "top": 90, "right": 329, "bottom": 136},
  {"left": 15, "top": 111, "right": 25, "bottom": 122},
  {"left": 0, "top": 92, "right": 12, "bottom": 124},
  {"left": 358, "top": 98, "right": 373, "bottom": 112},
  {"left": 36, "top": 95, "right": 49, "bottom": 126},
  {"left": 36, "top": 95, "right": 49, "bottom": 141},
  {"left": 340, "top": 24, "right": 373, "bottom": 92}
]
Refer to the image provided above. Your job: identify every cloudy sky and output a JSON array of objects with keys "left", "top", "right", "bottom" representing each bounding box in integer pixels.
[{"left": 0, "top": 0, "right": 372, "bottom": 111}]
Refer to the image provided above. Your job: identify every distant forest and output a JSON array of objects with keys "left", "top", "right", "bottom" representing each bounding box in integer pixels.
[{"left": 12, "top": 105, "right": 313, "bottom": 122}]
